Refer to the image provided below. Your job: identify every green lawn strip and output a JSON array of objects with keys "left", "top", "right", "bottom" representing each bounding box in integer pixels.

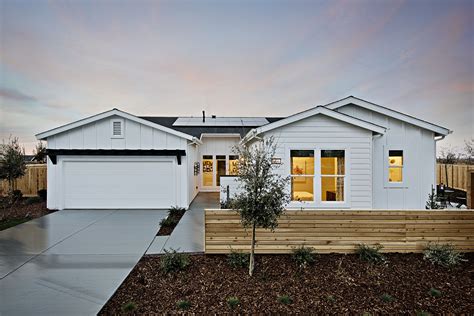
[{"left": 0, "top": 217, "right": 31, "bottom": 231}]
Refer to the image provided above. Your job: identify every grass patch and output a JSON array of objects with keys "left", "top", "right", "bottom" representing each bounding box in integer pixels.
[
  {"left": 227, "top": 296, "right": 240, "bottom": 309},
  {"left": 0, "top": 217, "right": 31, "bottom": 231},
  {"left": 428, "top": 288, "right": 442, "bottom": 297}
]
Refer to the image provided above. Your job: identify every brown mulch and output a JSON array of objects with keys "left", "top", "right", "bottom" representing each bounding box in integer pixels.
[
  {"left": 0, "top": 197, "right": 53, "bottom": 223},
  {"left": 100, "top": 253, "right": 474, "bottom": 314},
  {"left": 157, "top": 211, "right": 185, "bottom": 236}
]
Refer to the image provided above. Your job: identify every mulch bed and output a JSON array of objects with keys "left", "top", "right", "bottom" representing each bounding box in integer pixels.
[
  {"left": 157, "top": 210, "right": 186, "bottom": 236},
  {"left": 0, "top": 197, "right": 54, "bottom": 230},
  {"left": 100, "top": 253, "right": 474, "bottom": 314}
]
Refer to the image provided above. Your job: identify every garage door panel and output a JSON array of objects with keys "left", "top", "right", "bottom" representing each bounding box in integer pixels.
[{"left": 63, "top": 159, "right": 176, "bottom": 209}]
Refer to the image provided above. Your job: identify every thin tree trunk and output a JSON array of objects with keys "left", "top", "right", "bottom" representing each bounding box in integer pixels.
[
  {"left": 249, "top": 222, "right": 256, "bottom": 276},
  {"left": 445, "top": 164, "right": 449, "bottom": 188}
]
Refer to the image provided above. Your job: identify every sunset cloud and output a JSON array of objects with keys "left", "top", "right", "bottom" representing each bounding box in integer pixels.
[{"left": 0, "top": 0, "right": 472, "bottom": 154}]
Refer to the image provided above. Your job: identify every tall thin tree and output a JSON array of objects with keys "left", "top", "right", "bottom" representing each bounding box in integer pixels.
[{"left": 231, "top": 137, "right": 290, "bottom": 276}]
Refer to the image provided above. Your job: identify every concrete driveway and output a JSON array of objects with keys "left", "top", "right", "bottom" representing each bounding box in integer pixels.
[{"left": 0, "top": 209, "right": 167, "bottom": 315}]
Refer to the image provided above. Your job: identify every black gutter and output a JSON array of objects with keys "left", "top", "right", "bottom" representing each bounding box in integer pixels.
[{"left": 46, "top": 149, "right": 186, "bottom": 165}]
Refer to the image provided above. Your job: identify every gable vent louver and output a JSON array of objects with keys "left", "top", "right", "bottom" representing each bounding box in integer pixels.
[{"left": 113, "top": 121, "right": 122, "bottom": 136}]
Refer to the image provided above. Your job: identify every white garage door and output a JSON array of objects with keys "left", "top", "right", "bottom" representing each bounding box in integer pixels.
[{"left": 62, "top": 159, "right": 176, "bottom": 209}]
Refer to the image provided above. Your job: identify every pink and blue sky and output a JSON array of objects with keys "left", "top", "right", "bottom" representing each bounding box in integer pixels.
[{"left": 0, "top": 0, "right": 473, "bottom": 154}]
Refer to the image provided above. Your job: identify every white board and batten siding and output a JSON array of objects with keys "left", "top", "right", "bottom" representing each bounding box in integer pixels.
[
  {"left": 336, "top": 105, "right": 436, "bottom": 209},
  {"left": 46, "top": 115, "right": 190, "bottom": 210},
  {"left": 261, "top": 114, "right": 373, "bottom": 209}
]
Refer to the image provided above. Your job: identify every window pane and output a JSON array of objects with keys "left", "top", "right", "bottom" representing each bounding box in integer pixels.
[
  {"left": 229, "top": 155, "right": 239, "bottom": 175},
  {"left": 290, "top": 150, "right": 314, "bottom": 175},
  {"left": 389, "top": 150, "right": 403, "bottom": 166},
  {"left": 202, "top": 156, "right": 213, "bottom": 186},
  {"left": 321, "top": 177, "right": 344, "bottom": 201},
  {"left": 321, "top": 150, "right": 345, "bottom": 175},
  {"left": 291, "top": 176, "right": 314, "bottom": 201},
  {"left": 389, "top": 167, "right": 403, "bottom": 182}
]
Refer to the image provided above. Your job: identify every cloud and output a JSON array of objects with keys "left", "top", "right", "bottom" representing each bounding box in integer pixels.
[{"left": 0, "top": 87, "right": 36, "bottom": 102}]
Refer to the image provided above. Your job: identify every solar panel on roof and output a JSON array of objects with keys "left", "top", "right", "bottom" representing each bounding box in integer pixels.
[{"left": 173, "top": 117, "right": 269, "bottom": 127}]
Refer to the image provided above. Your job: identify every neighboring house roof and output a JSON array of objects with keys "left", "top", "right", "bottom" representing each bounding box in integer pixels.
[
  {"left": 140, "top": 116, "right": 284, "bottom": 138},
  {"left": 242, "top": 106, "right": 387, "bottom": 143},
  {"left": 324, "top": 96, "right": 451, "bottom": 136},
  {"left": 36, "top": 109, "right": 197, "bottom": 142}
]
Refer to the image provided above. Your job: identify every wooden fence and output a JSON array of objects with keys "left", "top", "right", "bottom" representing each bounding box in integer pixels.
[
  {"left": 0, "top": 164, "right": 47, "bottom": 197},
  {"left": 205, "top": 209, "right": 474, "bottom": 254},
  {"left": 437, "top": 163, "right": 473, "bottom": 191}
]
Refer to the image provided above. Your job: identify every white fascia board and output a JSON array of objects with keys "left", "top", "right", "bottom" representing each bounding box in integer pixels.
[
  {"left": 200, "top": 133, "right": 242, "bottom": 139},
  {"left": 254, "top": 106, "right": 386, "bottom": 136},
  {"left": 36, "top": 108, "right": 195, "bottom": 141},
  {"left": 325, "top": 96, "right": 451, "bottom": 136}
]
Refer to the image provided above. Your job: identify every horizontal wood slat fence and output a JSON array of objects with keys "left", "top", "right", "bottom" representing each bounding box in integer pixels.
[
  {"left": 0, "top": 164, "right": 47, "bottom": 197},
  {"left": 437, "top": 163, "right": 473, "bottom": 191},
  {"left": 205, "top": 209, "right": 474, "bottom": 254}
]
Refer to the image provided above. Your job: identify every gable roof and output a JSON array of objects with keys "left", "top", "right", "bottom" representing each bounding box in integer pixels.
[
  {"left": 36, "top": 109, "right": 197, "bottom": 141},
  {"left": 242, "top": 106, "right": 387, "bottom": 143},
  {"left": 324, "top": 96, "right": 451, "bottom": 136}
]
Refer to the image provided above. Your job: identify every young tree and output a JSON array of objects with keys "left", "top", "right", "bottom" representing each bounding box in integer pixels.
[
  {"left": 0, "top": 137, "right": 26, "bottom": 194},
  {"left": 33, "top": 141, "right": 47, "bottom": 163},
  {"left": 231, "top": 137, "right": 290, "bottom": 276}
]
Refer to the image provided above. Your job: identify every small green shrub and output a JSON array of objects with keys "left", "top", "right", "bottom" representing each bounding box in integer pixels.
[
  {"left": 176, "top": 299, "right": 191, "bottom": 310},
  {"left": 277, "top": 295, "right": 292, "bottom": 305},
  {"left": 326, "top": 295, "right": 336, "bottom": 302},
  {"left": 423, "top": 243, "right": 466, "bottom": 267},
  {"left": 25, "top": 196, "right": 42, "bottom": 205},
  {"left": 227, "top": 249, "right": 250, "bottom": 268},
  {"left": 381, "top": 293, "right": 395, "bottom": 303},
  {"left": 292, "top": 246, "right": 315, "bottom": 267},
  {"left": 160, "top": 248, "right": 190, "bottom": 273},
  {"left": 169, "top": 206, "right": 186, "bottom": 217},
  {"left": 37, "top": 189, "right": 47, "bottom": 201},
  {"left": 356, "top": 244, "right": 386, "bottom": 264},
  {"left": 416, "top": 310, "right": 431, "bottom": 316},
  {"left": 160, "top": 216, "right": 180, "bottom": 227},
  {"left": 227, "top": 296, "right": 240, "bottom": 309},
  {"left": 121, "top": 301, "right": 137, "bottom": 312},
  {"left": 428, "top": 288, "right": 442, "bottom": 297}
]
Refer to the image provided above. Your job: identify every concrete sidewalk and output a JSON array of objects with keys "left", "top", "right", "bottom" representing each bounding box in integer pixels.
[{"left": 146, "top": 193, "right": 219, "bottom": 254}]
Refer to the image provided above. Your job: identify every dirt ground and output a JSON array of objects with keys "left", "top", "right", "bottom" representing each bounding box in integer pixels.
[{"left": 100, "top": 252, "right": 474, "bottom": 314}]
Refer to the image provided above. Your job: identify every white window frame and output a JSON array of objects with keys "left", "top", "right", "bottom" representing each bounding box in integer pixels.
[
  {"left": 289, "top": 149, "right": 316, "bottom": 202},
  {"left": 286, "top": 146, "right": 350, "bottom": 208},
  {"left": 384, "top": 147, "right": 406, "bottom": 188},
  {"left": 111, "top": 119, "right": 124, "bottom": 138},
  {"left": 320, "top": 149, "right": 347, "bottom": 205}
]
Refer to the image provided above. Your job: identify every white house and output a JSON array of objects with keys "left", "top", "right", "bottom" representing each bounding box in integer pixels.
[{"left": 36, "top": 96, "right": 450, "bottom": 210}]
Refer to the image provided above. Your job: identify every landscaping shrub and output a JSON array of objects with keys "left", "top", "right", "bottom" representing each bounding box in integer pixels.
[
  {"left": 169, "top": 206, "right": 186, "bottom": 217},
  {"left": 176, "top": 300, "right": 191, "bottom": 310},
  {"left": 292, "top": 246, "right": 315, "bottom": 267},
  {"left": 423, "top": 243, "right": 466, "bottom": 267},
  {"left": 25, "top": 196, "right": 43, "bottom": 205},
  {"left": 121, "top": 301, "right": 137, "bottom": 313},
  {"left": 381, "top": 293, "right": 395, "bottom": 303},
  {"left": 227, "top": 249, "right": 250, "bottom": 268},
  {"left": 37, "top": 189, "right": 47, "bottom": 201},
  {"left": 160, "top": 216, "right": 180, "bottom": 227},
  {"left": 160, "top": 248, "right": 190, "bottom": 274},
  {"left": 227, "top": 296, "right": 240, "bottom": 309},
  {"left": 277, "top": 295, "right": 292, "bottom": 305},
  {"left": 416, "top": 310, "right": 431, "bottom": 316},
  {"left": 429, "top": 288, "right": 442, "bottom": 297},
  {"left": 325, "top": 295, "right": 336, "bottom": 302},
  {"left": 356, "top": 244, "right": 387, "bottom": 264},
  {"left": 220, "top": 198, "right": 233, "bottom": 209}
]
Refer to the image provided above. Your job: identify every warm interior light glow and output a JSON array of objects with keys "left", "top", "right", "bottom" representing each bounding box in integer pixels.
[
  {"left": 290, "top": 150, "right": 314, "bottom": 201},
  {"left": 321, "top": 150, "right": 345, "bottom": 202},
  {"left": 202, "top": 155, "right": 213, "bottom": 186},
  {"left": 388, "top": 150, "right": 403, "bottom": 182}
]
